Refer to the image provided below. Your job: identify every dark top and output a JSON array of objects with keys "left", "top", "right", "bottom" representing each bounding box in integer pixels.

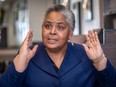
[{"left": 0, "top": 42, "right": 116, "bottom": 87}]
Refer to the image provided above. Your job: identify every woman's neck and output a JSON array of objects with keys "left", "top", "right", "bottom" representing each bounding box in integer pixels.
[{"left": 45, "top": 45, "right": 67, "bottom": 69}]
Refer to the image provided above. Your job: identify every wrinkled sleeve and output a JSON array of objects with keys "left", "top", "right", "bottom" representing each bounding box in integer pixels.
[
  {"left": 0, "top": 62, "right": 26, "bottom": 87},
  {"left": 95, "top": 59, "right": 116, "bottom": 87}
]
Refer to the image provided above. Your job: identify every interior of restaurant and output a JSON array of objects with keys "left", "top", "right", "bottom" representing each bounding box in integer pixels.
[{"left": 0, "top": 0, "right": 116, "bottom": 73}]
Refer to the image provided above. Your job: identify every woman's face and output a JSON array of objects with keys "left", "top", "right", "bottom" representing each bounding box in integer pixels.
[{"left": 42, "top": 12, "right": 73, "bottom": 51}]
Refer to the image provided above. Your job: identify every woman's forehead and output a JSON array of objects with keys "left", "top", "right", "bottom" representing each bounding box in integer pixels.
[
  {"left": 46, "top": 12, "right": 65, "bottom": 18},
  {"left": 45, "top": 12, "right": 66, "bottom": 22},
  {"left": 44, "top": 21, "right": 67, "bottom": 26}
]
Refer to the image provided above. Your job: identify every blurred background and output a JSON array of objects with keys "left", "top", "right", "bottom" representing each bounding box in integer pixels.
[{"left": 0, "top": 0, "right": 116, "bottom": 73}]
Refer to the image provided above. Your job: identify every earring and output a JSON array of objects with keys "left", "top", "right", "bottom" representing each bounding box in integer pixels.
[
  {"left": 71, "top": 42, "right": 74, "bottom": 46},
  {"left": 68, "top": 39, "right": 74, "bottom": 46}
]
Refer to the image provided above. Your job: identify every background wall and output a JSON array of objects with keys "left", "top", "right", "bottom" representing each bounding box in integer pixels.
[
  {"left": 6, "top": 0, "right": 101, "bottom": 47},
  {"left": 7, "top": 3, "right": 16, "bottom": 47},
  {"left": 7, "top": 0, "right": 53, "bottom": 47},
  {"left": 28, "top": 0, "right": 53, "bottom": 42},
  {"left": 81, "top": 0, "right": 101, "bottom": 34}
]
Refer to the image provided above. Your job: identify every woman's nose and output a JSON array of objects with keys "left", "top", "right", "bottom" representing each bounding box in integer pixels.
[{"left": 50, "top": 26, "right": 56, "bottom": 34}]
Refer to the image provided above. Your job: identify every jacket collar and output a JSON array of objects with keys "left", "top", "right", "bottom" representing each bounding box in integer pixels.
[{"left": 32, "top": 43, "right": 82, "bottom": 78}]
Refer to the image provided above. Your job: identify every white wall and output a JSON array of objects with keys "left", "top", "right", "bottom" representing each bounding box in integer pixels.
[
  {"left": 60, "top": 0, "right": 101, "bottom": 35},
  {"left": 28, "top": 0, "right": 53, "bottom": 42},
  {"left": 7, "top": 0, "right": 53, "bottom": 47},
  {"left": 7, "top": 5, "right": 17, "bottom": 47},
  {"left": 7, "top": 0, "right": 101, "bottom": 47},
  {"left": 81, "top": 0, "right": 101, "bottom": 34}
]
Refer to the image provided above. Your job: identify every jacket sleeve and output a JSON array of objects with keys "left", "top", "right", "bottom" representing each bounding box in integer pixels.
[
  {"left": 94, "top": 59, "right": 116, "bottom": 87},
  {"left": 0, "top": 62, "right": 26, "bottom": 87}
]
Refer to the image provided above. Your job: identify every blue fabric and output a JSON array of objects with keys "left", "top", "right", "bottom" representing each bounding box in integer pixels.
[{"left": 0, "top": 42, "right": 116, "bottom": 87}]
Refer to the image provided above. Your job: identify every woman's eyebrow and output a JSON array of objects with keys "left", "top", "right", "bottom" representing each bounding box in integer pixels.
[
  {"left": 44, "top": 21, "right": 52, "bottom": 23},
  {"left": 45, "top": 21, "right": 65, "bottom": 25}
]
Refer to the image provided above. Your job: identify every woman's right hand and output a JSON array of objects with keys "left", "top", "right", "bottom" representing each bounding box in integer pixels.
[{"left": 13, "top": 30, "right": 38, "bottom": 72}]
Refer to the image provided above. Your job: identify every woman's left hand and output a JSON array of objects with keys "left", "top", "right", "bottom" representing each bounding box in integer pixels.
[{"left": 82, "top": 30, "right": 106, "bottom": 64}]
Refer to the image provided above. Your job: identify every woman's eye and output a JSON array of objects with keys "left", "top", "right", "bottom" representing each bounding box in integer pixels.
[
  {"left": 45, "top": 24, "right": 52, "bottom": 29},
  {"left": 57, "top": 25, "right": 65, "bottom": 31}
]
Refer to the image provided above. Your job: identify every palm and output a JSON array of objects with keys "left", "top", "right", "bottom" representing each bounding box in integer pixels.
[
  {"left": 19, "top": 30, "right": 38, "bottom": 61},
  {"left": 83, "top": 30, "right": 103, "bottom": 61}
]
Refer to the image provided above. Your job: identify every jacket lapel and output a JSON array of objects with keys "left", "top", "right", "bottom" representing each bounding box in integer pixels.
[
  {"left": 58, "top": 43, "right": 82, "bottom": 77},
  {"left": 31, "top": 43, "right": 82, "bottom": 78},
  {"left": 31, "top": 44, "right": 59, "bottom": 78}
]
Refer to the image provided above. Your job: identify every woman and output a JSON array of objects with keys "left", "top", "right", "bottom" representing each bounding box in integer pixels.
[{"left": 0, "top": 4, "right": 116, "bottom": 87}]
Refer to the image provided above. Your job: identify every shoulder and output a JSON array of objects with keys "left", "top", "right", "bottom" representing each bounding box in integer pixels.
[
  {"left": 68, "top": 42, "right": 90, "bottom": 61},
  {"left": 68, "top": 42, "right": 86, "bottom": 54}
]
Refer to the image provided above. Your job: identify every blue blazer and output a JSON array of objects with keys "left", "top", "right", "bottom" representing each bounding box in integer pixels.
[{"left": 0, "top": 42, "right": 116, "bottom": 87}]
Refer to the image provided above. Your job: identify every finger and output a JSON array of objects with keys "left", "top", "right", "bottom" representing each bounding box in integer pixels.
[
  {"left": 22, "top": 30, "right": 31, "bottom": 44},
  {"left": 27, "top": 30, "right": 33, "bottom": 46},
  {"left": 91, "top": 30, "right": 95, "bottom": 40},
  {"left": 88, "top": 30, "right": 97, "bottom": 47},
  {"left": 86, "top": 34, "right": 93, "bottom": 48},
  {"left": 86, "top": 34, "right": 90, "bottom": 41},
  {"left": 23, "top": 30, "right": 33, "bottom": 47},
  {"left": 91, "top": 30, "right": 97, "bottom": 46},
  {"left": 88, "top": 30, "right": 93, "bottom": 39},
  {"left": 95, "top": 32, "right": 100, "bottom": 44},
  {"left": 32, "top": 45, "right": 38, "bottom": 53},
  {"left": 30, "top": 45, "right": 38, "bottom": 58},
  {"left": 88, "top": 40, "right": 94, "bottom": 48},
  {"left": 88, "top": 30, "right": 93, "bottom": 43},
  {"left": 88, "top": 30, "right": 94, "bottom": 41}
]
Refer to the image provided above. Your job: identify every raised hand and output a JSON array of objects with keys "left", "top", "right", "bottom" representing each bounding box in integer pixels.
[
  {"left": 13, "top": 30, "right": 38, "bottom": 72},
  {"left": 82, "top": 30, "right": 107, "bottom": 71}
]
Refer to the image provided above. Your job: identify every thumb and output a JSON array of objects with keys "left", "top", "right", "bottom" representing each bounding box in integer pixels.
[
  {"left": 82, "top": 44, "right": 89, "bottom": 52},
  {"left": 32, "top": 45, "right": 38, "bottom": 54},
  {"left": 30, "top": 45, "right": 38, "bottom": 59}
]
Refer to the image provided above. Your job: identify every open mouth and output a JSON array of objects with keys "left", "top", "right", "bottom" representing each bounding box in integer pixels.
[{"left": 48, "top": 38, "right": 58, "bottom": 44}]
